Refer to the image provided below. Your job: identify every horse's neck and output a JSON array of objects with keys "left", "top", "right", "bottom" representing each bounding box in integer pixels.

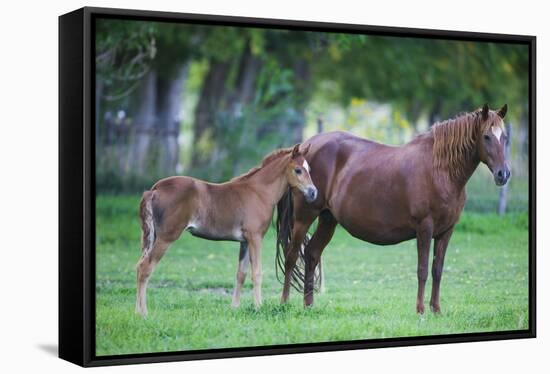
[
  {"left": 442, "top": 146, "right": 480, "bottom": 191},
  {"left": 247, "top": 158, "right": 289, "bottom": 205}
]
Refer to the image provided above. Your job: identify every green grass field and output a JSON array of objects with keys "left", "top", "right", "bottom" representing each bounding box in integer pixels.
[{"left": 95, "top": 195, "right": 529, "bottom": 356}]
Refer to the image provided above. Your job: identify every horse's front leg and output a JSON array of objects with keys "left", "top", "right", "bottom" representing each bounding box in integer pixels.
[
  {"left": 415, "top": 218, "right": 434, "bottom": 315},
  {"left": 304, "top": 211, "right": 337, "bottom": 307},
  {"left": 246, "top": 234, "right": 263, "bottom": 308},
  {"left": 430, "top": 226, "right": 454, "bottom": 313},
  {"left": 231, "top": 242, "right": 249, "bottom": 308},
  {"left": 281, "top": 219, "right": 314, "bottom": 304}
]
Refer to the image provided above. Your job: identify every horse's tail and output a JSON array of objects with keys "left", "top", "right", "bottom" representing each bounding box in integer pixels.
[
  {"left": 275, "top": 189, "right": 322, "bottom": 292},
  {"left": 139, "top": 190, "right": 156, "bottom": 257}
]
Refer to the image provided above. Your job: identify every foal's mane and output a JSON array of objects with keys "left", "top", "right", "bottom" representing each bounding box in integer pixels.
[
  {"left": 432, "top": 109, "right": 503, "bottom": 179},
  {"left": 230, "top": 147, "right": 293, "bottom": 182}
]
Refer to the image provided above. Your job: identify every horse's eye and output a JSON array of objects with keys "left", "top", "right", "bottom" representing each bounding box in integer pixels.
[
  {"left": 484, "top": 134, "right": 491, "bottom": 142},
  {"left": 294, "top": 168, "right": 302, "bottom": 175}
]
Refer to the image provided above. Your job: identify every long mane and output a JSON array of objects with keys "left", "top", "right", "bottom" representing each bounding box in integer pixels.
[
  {"left": 432, "top": 109, "right": 503, "bottom": 179},
  {"left": 230, "top": 147, "right": 293, "bottom": 182}
]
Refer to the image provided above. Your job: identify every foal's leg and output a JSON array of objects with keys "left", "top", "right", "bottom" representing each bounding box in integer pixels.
[
  {"left": 304, "top": 211, "right": 337, "bottom": 307},
  {"left": 246, "top": 234, "right": 263, "bottom": 308},
  {"left": 429, "top": 226, "right": 454, "bottom": 313},
  {"left": 415, "top": 218, "right": 434, "bottom": 315},
  {"left": 231, "top": 242, "right": 250, "bottom": 308},
  {"left": 136, "top": 238, "right": 171, "bottom": 316}
]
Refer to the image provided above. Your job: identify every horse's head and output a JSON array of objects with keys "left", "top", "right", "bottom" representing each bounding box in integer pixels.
[
  {"left": 477, "top": 104, "right": 511, "bottom": 186},
  {"left": 286, "top": 143, "right": 318, "bottom": 203}
]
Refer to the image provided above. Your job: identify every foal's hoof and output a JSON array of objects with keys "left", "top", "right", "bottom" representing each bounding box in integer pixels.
[
  {"left": 416, "top": 304, "right": 425, "bottom": 315},
  {"left": 430, "top": 304, "right": 441, "bottom": 314}
]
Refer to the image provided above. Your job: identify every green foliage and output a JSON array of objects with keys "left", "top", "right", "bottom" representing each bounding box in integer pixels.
[
  {"left": 96, "top": 19, "right": 157, "bottom": 102},
  {"left": 314, "top": 35, "right": 528, "bottom": 125},
  {"left": 94, "top": 19, "right": 530, "bottom": 205},
  {"left": 189, "top": 48, "right": 308, "bottom": 181},
  {"left": 96, "top": 195, "right": 529, "bottom": 355}
]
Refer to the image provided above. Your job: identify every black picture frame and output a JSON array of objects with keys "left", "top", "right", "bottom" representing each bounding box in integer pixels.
[{"left": 59, "top": 6, "right": 536, "bottom": 367}]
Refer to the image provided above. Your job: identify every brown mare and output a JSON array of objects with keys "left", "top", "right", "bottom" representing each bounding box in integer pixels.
[
  {"left": 276, "top": 104, "right": 510, "bottom": 314},
  {"left": 136, "top": 144, "right": 318, "bottom": 316}
]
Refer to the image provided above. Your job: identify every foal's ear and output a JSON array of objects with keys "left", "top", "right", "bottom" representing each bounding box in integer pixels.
[
  {"left": 497, "top": 104, "right": 508, "bottom": 119},
  {"left": 302, "top": 143, "right": 311, "bottom": 156},
  {"left": 481, "top": 103, "right": 489, "bottom": 121},
  {"left": 291, "top": 143, "right": 301, "bottom": 158}
]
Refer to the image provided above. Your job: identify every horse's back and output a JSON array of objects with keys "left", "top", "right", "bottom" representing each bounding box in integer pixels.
[
  {"left": 305, "top": 131, "right": 389, "bottom": 155},
  {"left": 303, "top": 131, "right": 408, "bottom": 200},
  {"left": 303, "top": 131, "right": 434, "bottom": 244}
]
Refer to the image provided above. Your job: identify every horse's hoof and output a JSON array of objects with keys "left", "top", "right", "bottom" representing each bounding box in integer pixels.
[
  {"left": 430, "top": 304, "right": 441, "bottom": 314},
  {"left": 416, "top": 305, "right": 425, "bottom": 315}
]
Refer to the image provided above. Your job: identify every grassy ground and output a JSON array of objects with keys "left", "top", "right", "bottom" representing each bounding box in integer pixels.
[{"left": 95, "top": 195, "right": 529, "bottom": 356}]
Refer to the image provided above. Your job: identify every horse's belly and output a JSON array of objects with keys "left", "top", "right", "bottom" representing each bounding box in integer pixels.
[
  {"left": 332, "top": 187, "right": 417, "bottom": 245},
  {"left": 186, "top": 219, "right": 244, "bottom": 242},
  {"left": 340, "top": 219, "right": 416, "bottom": 245}
]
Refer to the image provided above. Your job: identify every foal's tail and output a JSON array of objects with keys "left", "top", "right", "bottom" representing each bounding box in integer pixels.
[
  {"left": 139, "top": 190, "right": 156, "bottom": 257},
  {"left": 275, "top": 189, "right": 322, "bottom": 292}
]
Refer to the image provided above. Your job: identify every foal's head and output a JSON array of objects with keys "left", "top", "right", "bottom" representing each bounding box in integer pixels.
[
  {"left": 476, "top": 104, "right": 510, "bottom": 186},
  {"left": 286, "top": 144, "right": 318, "bottom": 203}
]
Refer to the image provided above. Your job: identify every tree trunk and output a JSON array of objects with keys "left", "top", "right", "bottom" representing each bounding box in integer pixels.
[
  {"left": 428, "top": 98, "right": 443, "bottom": 127},
  {"left": 131, "top": 70, "right": 157, "bottom": 176},
  {"left": 518, "top": 109, "right": 529, "bottom": 157},
  {"left": 230, "top": 43, "right": 263, "bottom": 175},
  {"left": 407, "top": 100, "right": 422, "bottom": 133},
  {"left": 317, "top": 118, "right": 324, "bottom": 134},
  {"left": 229, "top": 43, "right": 262, "bottom": 114},
  {"left": 156, "top": 63, "right": 189, "bottom": 176},
  {"left": 95, "top": 77, "right": 104, "bottom": 147},
  {"left": 191, "top": 61, "right": 230, "bottom": 168},
  {"left": 289, "top": 59, "right": 311, "bottom": 144}
]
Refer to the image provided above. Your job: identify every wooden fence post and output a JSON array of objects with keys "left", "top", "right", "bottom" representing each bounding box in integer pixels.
[{"left": 498, "top": 123, "right": 512, "bottom": 215}]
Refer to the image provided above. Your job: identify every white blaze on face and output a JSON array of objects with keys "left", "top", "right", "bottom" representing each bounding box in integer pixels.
[
  {"left": 491, "top": 125, "right": 503, "bottom": 144},
  {"left": 302, "top": 159, "right": 311, "bottom": 172}
]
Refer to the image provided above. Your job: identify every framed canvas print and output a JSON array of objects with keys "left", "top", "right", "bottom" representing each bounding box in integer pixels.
[{"left": 59, "top": 6, "right": 536, "bottom": 367}]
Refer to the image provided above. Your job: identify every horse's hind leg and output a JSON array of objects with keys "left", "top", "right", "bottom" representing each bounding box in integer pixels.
[
  {"left": 231, "top": 242, "right": 250, "bottom": 308},
  {"left": 136, "top": 238, "right": 171, "bottom": 316},
  {"left": 415, "top": 218, "right": 434, "bottom": 315},
  {"left": 304, "top": 211, "right": 337, "bottom": 307},
  {"left": 430, "top": 226, "right": 454, "bottom": 313}
]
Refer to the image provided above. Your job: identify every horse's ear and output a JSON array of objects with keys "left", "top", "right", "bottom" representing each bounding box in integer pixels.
[
  {"left": 497, "top": 104, "right": 508, "bottom": 119},
  {"left": 302, "top": 143, "right": 311, "bottom": 156},
  {"left": 481, "top": 103, "right": 489, "bottom": 121},
  {"left": 291, "top": 143, "right": 301, "bottom": 158}
]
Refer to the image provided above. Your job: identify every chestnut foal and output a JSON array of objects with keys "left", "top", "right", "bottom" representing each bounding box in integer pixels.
[{"left": 136, "top": 144, "right": 317, "bottom": 316}]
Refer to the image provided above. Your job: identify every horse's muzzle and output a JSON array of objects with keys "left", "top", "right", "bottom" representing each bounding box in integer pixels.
[
  {"left": 494, "top": 167, "right": 511, "bottom": 186},
  {"left": 304, "top": 186, "right": 318, "bottom": 203}
]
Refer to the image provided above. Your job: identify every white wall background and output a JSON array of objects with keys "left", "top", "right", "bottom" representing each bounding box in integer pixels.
[{"left": 0, "top": 0, "right": 546, "bottom": 372}]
